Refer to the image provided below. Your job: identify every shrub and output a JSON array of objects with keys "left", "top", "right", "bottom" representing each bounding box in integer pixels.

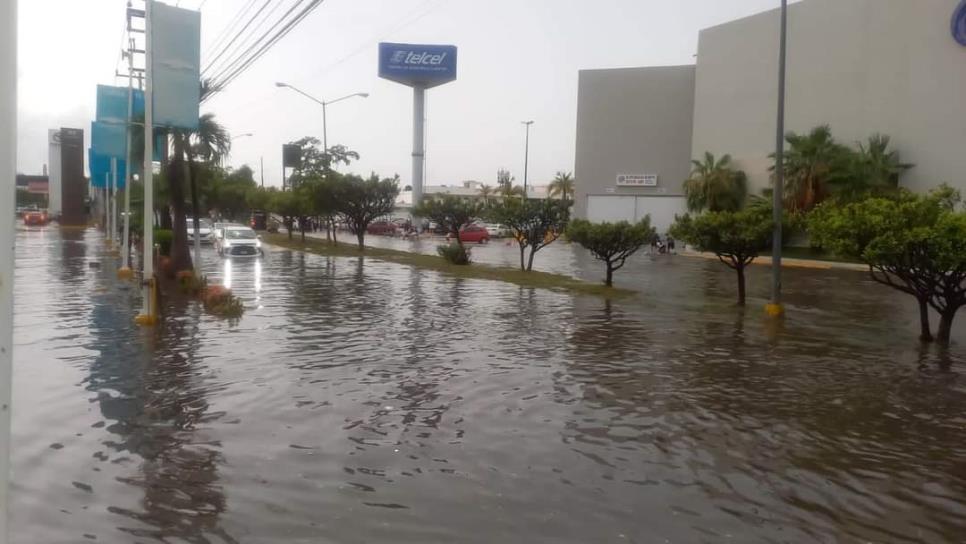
[
  {"left": 437, "top": 243, "right": 472, "bottom": 265},
  {"left": 154, "top": 229, "right": 173, "bottom": 256},
  {"left": 177, "top": 271, "right": 207, "bottom": 295},
  {"left": 203, "top": 284, "right": 245, "bottom": 318}
]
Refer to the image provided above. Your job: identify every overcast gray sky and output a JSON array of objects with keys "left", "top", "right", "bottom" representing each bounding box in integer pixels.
[{"left": 17, "top": 0, "right": 784, "bottom": 188}]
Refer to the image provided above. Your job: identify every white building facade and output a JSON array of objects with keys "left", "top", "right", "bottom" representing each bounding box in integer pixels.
[{"left": 575, "top": 0, "right": 966, "bottom": 232}]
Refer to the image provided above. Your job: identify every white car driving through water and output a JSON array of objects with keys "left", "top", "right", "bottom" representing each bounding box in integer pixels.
[{"left": 215, "top": 225, "right": 263, "bottom": 257}]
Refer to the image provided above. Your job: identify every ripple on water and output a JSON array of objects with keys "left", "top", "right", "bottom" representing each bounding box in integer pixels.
[{"left": 8, "top": 228, "right": 966, "bottom": 543}]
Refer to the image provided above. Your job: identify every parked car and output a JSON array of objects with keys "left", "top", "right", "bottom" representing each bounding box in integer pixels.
[
  {"left": 447, "top": 224, "right": 490, "bottom": 244},
  {"left": 481, "top": 223, "right": 509, "bottom": 238},
  {"left": 23, "top": 209, "right": 49, "bottom": 226},
  {"left": 367, "top": 221, "right": 397, "bottom": 235},
  {"left": 186, "top": 218, "right": 214, "bottom": 244},
  {"left": 215, "top": 226, "right": 262, "bottom": 257}
]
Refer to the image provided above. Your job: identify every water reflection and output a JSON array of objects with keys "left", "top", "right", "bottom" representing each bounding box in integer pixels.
[{"left": 10, "top": 228, "right": 966, "bottom": 543}]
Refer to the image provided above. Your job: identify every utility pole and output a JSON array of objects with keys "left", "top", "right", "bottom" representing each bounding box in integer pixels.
[
  {"left": 767, "top": 0, "right": 788, "bottom": 318},
  {"left": 260, "top": 156, "right": 264, "bottom": 187},
  {"left": 0, "top": 0, "right": 15, "bottom": 540},
  {"left": 135, "top": 0, "right": 156, "bottom": 326},
  {"left": 522, "top": 120, "right": 534, "bottom": 196},
  {"left": 119, "top": 36, "right": 135, "bottom": 278}
]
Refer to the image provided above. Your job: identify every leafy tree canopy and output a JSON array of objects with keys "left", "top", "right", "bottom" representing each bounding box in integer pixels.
[
  {"left": 488, "top": 198, "right": 570, "bottom": 271},
  {"left": 568, "top": 218, "right": 656, "bottom": 286},
  {"left": 413, "top": 195, "right": 486, "bottom": 247}
]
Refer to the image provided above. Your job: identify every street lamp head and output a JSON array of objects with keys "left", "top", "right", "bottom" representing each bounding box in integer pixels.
[
  {"left": 275, "top": 82, "right": 288, "bottom": 88},
  {"left": 358, "top": 93, "right": 370, "bottom": 98}
]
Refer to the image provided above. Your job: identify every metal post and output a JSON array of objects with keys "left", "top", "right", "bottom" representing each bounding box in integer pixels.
[
  {"left": 260, "top": 156, "right": 264, "bottom": 187},
  {"left": 110, "top": 157, "right": 118, "bottom": 249},
  {"left": 767, "top": 0, "right": 788, "bottom": 317},
  {"left": 522, "top": 121, "right": 533, "bottom": 196},
  {"left": 322, "top": 101, "right": 328, "bottom": 153},
  {"left": 412, "top": 86, "right": 425, "bottom": 221},
  {"left": 0, "top": 0, "right": 16, "bottom": 539},
  {"left": 120, "top": 39, "right": 134, "bottom": 276},
  {"left": 136, "top": 0, "right": 156, "bottom": 325},
  {"left": 104, "top": 176, "right": 110, "bottom": 240}
]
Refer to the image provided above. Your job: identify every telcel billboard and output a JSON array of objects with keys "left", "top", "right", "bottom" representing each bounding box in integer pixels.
[
  {"left": 379, "top": 42, "right": 457, "bottom": 88},
  {"left": 954, "top": 0, "right": 966, "bottom": 46}
]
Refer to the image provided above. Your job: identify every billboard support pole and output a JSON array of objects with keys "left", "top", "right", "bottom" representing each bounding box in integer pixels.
[
  {"left": 136, "top": 0, "right": 156, "bottom": 326},
  {"left": 767, "top": 0, "right": 788, "bottom": 318},
  {"left": 412, "top": 85, "right": 425, "bottom": 229},
  {"left": 110, "top": 158, "right": 118, "bottom": 252},
  {"left": 119, "top": 40, "right": 134, "bottom": 279},
  {"left": 0, "top": 0, "right": 16, "bottom": 540}
]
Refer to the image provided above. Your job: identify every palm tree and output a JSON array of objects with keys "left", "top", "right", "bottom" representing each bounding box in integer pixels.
[
  {"left": 166, "top": 79, "right": 231, "bottom": 273},
  {"left": 683, "top": 152, "right": 747, "bottom": 213},
  {"left": 771, "top": 125, "right": 850, "bottom": 213},
  {"left": 548, "top": 171, "right": 575, "bottom": 200},
  {"left": 478, "top": 184, "right": 494, "bottom": 203},
  {"left": 842, "top": 134, "right": 913, "bottom": 200}
]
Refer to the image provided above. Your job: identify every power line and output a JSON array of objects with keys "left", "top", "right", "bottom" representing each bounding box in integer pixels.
[
  {"left": 204, "top": 0, "right": 259, "bottom": 62},
  {"left": 202, "top": 0, "right": 274, "bottom": 75},
  {"left": 204, "top": 0, "right": 288, "bottom": 77},
  {"left": 206, "top": 0, "right": 324, "bottom": 96}
]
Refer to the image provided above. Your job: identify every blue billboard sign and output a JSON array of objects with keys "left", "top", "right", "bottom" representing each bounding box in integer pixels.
[
  {"left": 96, "top": 85, "right": 145, "bottom": 126},
  {"left": 378, "top": 42, "right": 457, "bottom": 88},
  {"left": 954, "top": 0, "right": 966, "bottom": 46},
  {"left": 89, "top": 149, "right": 127, "bottom": 190},
  {"left": 152, "top": 2, "right": 201, "bottom": 129}
]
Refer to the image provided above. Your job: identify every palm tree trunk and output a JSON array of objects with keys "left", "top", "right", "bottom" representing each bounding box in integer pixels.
[
  {"left": 188, "top": 152, "right": 202, "bottom": 272},
  {"left": 167, "top": 137, "right": 193, "bottom": 274}
]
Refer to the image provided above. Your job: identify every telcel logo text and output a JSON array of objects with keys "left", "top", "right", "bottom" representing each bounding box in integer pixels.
[{"left": 390, "top": 51, "right": 448, "bottom": 66}]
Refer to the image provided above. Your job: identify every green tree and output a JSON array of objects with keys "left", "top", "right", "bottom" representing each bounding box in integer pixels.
[
  {"left": 488, "top": 198, "right": 571, "bottom": 271},
  {"left": 414, "top": 195, "right": 487, "bottom": 248},
  {"left": 478, "top": 184, "right": 495, "bottom": 203},
  {"left": 772, "top": 125, "right": 852, "bottom": 213},
  {"left": 286, "top": 136, "right": 359, "bottom": 186},
  {"left": 683, "top": 152, "right": 747, "bottom": 213},
  {"left": 548, "top": 171, "right": 575, "bottom": 200},
  {"left": 305, "top": 177, "right": 341, "bottom": 243},
  {"left": 15, "top": 189, "right": 47, "bottom": 208},
  {"left": 267, "top": 188, "right": 301, "bottom": 240},
  {"left": 670, "top": 208, "right": 774, "bottom": 305},
  {"left": 809, "top": 189, "right": 966, "bottom": 343},
  {"left": 334, "top": 173, "right": 400, "bottom": 249},
  {"left": 568, "top": 218, "right": 656, "bottom": 286}
]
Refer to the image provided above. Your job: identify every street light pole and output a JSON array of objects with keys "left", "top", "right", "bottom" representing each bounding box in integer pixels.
[
  {"left": 768, "top": 0, "right": 788, "bottom": 318},
  {"left": 275, "top": 82, "right": 367, "bottom": 153},
  {"left": 522, "top": 120, "right": 534, "bottom": 196}
]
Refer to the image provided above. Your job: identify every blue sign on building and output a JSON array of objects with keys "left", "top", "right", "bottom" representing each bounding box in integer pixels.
[
  {"left": 89, "top": 149, "right": 127, "bottom": 190},
  {"left": 378, "top": 42, "right": 457, "bottom": 88},
  {"left": 954, "top": 0, "right": 966, "bottom": 46}
]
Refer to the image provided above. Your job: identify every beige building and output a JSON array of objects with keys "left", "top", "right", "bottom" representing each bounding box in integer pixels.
[{"left": 575, "top": 0, "right": 966, "bottom": 231}]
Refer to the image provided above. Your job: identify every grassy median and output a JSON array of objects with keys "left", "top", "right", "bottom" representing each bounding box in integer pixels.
[{"left": 265, "top": 233, "right": 632, "bottom": 298}]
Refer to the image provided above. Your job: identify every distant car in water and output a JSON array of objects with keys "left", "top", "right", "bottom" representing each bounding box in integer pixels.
[
  {"left": 23, "top": 209, "right": 49, "bottom": 226},
  {"left": 250, "top": 209, "right": 268, "bottom": 231},
  {"left": 187, "top": 217, "right": 214, "bottom": 244},
  {"left": 215, "top": 226, "right": 262, "bottom": 257},
  {"left": 447, "top": 224, "right": 490, "bottom": 244},
  {"left": 367, "top": 220, "right": 397, "bottom": 236},
  {"left": 481, "top": 223, "right": 509, "bottom": 238}
]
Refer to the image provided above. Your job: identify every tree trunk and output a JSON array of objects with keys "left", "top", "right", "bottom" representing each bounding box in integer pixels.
[
  {"left": 286, "top": 218, "right": 293, "bottom": 240},
  {"left": 519, "top": 243, "right": 526, "bottom": 271},
  {"left": 159, "top": 205, "right": 173, "bottom": 229},
  {"left": 918, "top": 297, "right": 934, "bottom": 343},
  {"left": 736, "top": 265, "right": 746, "bottom": 306},
  {"left": 300, "top": 218, "right": 306, "bottom": 243},
  {"left": 356, "top": 230, "right": 365, "bottom": 250},
  {"left": 188, "top": 154, "right": 202, "bottom": 272},
  {"left": 605, "top": 263, "right": 614, "bottom": 287},
  {"left": 331, "top": 219, "right": 338, "bottom": 244},
  {"left": 526, "top": 246, "right": 537, "bottom": 272},
  {"left": 166, "top": 144, "right": 192, "bottom": 274},
  {"left": 937, "top": 309, "right": 958, "bottom": 345}
]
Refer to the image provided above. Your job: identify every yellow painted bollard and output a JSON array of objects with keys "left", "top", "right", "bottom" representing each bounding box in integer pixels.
[
  {"left": 764, "top": 303, "right": 785, "bottom": 318},
  {"left": 117, "top": 267, "right": 133, "bottom": 280},
  {"left": 134, "top": 276, "right": 159, "bottom": 326}
]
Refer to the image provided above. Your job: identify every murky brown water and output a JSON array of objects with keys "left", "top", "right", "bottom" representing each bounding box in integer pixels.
[{"left": 10, "top": 227, "right": 966, "bottom": 543}]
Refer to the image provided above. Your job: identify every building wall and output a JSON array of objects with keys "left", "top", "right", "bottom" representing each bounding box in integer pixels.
[
  {"left": 574, "top": 66, "right": 695, "bottom": 219},
  {"left": 692, "top": 0, "right": 966, "bottom": 194}
]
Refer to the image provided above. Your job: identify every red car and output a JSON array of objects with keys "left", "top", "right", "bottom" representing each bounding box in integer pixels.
[
  {"left": 367, "top": 221, "right": 397, "bottom": 235},
  {"left": 23, "top": 210, "right": 49, "bottom": 226},
  {"left": 448, "top": 224, "right": 490, "bottom": 244}
]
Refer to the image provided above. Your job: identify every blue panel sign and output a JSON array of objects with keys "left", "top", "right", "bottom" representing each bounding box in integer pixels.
[
  {"left": 89, "top": 149, "right": 127, "bottom": 190},
  {"left": 954, "top": 0, "right": 966, "bottom": 46},
  {"left": 378, "top": 42, "right": 457, "bottom": 89},
  {"left": 91, "top": 121, "right": 128, "bottom": 160},
  {"left": 96, "top": 85, "right": 145, "bottom": 126}
]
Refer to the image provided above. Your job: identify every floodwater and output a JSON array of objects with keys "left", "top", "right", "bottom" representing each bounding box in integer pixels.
[{"left": 10, "top": 227, "right": 966, "bottom": 543}]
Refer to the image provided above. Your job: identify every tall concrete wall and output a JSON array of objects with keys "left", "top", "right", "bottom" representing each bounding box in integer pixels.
[
  {"left": 574, "top": 66, "right": 695, "bottom": 219},
  {"left": 692, "top": 0, "right": 966, "bottom": 194}
]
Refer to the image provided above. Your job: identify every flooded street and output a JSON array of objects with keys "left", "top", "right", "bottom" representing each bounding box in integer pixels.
[{"left": 10, "top": 227, "right": 966, "bottom": 543}]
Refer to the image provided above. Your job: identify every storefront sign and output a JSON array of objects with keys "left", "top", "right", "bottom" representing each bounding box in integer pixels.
[{"left": 616, "top": 174, "right": 658, "bottom": 187}]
